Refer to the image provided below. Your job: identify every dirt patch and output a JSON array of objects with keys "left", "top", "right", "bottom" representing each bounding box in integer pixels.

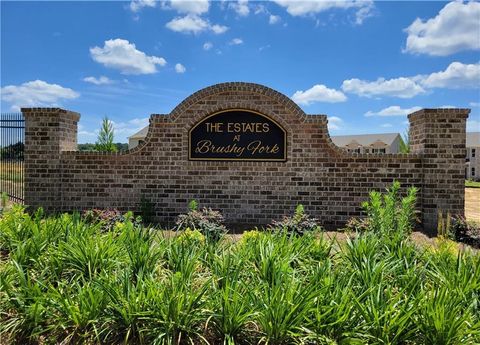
[{"left": 465, "top": 188, "right": 480, "bottom": 223}]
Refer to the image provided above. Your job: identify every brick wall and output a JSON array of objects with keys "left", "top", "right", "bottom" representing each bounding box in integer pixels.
[
  {"left": 22, "top": 83, "right": 469, "bottom": 233},
  {"left": 409, "top": 109, "right": 469, "bottom": 230}
]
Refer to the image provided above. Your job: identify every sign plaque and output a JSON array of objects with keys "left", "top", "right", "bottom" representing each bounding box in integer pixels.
[{"left": 189, "top": 109, "right": 287, "bottom": 161}]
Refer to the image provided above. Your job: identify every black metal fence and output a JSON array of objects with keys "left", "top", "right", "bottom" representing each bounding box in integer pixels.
[{"left": 0, "top": 113, "right": 25, "bottom": 203}]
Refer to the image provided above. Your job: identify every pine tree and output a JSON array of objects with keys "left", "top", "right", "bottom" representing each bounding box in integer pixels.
[{"left": 95, "top": 117, "right": 117, "bottom": 152}]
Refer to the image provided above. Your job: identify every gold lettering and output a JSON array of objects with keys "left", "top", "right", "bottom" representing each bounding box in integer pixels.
[
  {"left": 262, "top": 123, "right": 269, "bottom": 132},
  {"left": 195, "top": 140, "right": 213, "bottom": 153},
  {"left": 246, "top": 140, "right": 280, "bottom": 155},
  {"left": 205, "top": 122, "right": 223, "bottom": 132}
]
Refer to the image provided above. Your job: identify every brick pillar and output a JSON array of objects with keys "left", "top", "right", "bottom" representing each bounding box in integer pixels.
[
  {"left": 408, "top": 108, "right": 470, "bottom": 234},
  {"left": 22, "top": 108, "right": 80, "bottom": 212}
]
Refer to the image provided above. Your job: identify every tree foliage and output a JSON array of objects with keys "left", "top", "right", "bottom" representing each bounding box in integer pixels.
[
  {"left": 400, "top": 129, "right": 410, "bottom": 154},
  {"left": 95, "top": 117, "right": 117, "bottom": 152}
]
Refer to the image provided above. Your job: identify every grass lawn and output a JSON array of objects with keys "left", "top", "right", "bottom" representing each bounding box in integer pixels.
[
  {"left": 0, "top": 161, "right": 23, "bottom": 183},
  {"left": 466, "top": 180, "right": 480, "bottom": 188}
]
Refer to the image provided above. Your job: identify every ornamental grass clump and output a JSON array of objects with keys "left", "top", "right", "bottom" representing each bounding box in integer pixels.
[{"left": 0, "top": 183, "right": 479, "bottom": 344}]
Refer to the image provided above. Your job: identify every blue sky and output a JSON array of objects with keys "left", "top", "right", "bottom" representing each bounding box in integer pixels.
[{"left": 1, "top": 0, "right": 479, "bottom": 143}]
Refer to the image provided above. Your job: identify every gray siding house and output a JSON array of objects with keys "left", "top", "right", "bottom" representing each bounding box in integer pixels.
[
  {"left": 128, "top": 128, "right": 403, "bottom": 153},
  {"left": 330, "top": 133, "right": 402, "bottom": 154},
  {"left": 466, "top": 132, "right": 480, "bottom": 181}
]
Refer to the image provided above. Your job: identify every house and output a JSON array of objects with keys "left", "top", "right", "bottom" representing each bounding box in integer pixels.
[
  {"left": 128, "top": 126, "right": 403, "bottom": 153},
  {"left": 128, "top": 126, "right": 149, "bottom": 149},
  {"left": 330, "top": 133, "right": 402, "bottom": 154},
  {"left": 466, "top": 132, "right": 480, "bottom": 181}
]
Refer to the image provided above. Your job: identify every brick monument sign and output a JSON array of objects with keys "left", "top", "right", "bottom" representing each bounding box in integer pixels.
[{"left": 22, "top": 82, "right": 469, "bottom": 233}]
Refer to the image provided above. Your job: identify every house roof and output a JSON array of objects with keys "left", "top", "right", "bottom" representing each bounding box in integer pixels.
[
  {"left": 331, "top": 133, "right": 400, "bottom": 147},
  {"left": 467, "top": 132, "right": 480, "bottom": 147},
  {"left": 128, "top": 128, "right": 478, "bottom": 147},
  {"left": 128, "top": 126, "right": 149, "bottom": 139}
]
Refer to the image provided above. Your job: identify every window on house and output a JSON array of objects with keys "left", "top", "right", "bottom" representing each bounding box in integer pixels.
[
  {"left": 354, "top": 148, "right": 361, "bottom": 153},
  {"left": 364, "top": 148, "right": 370, "bottom": 154},
  {"left": 472, "top": 167, "right": 476, "bottom": 177},
  {"left": 373, "top": 148, "right": 386, "bottom": 154},
  {"left": 473, "top": 148, "right": 476, "bottom": 158}
]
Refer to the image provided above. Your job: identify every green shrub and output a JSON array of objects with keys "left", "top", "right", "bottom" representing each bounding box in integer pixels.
[
  {"left": 344, "top": 216, "right": 370, "bottom": 232},
  {"left": 451, "top": 216, "right": 480, "bottom": 247},
  {"left": 361, "top": 181, "right": 418, "bottom": 237},
  {"left": 175, "top": 200, "right": 227, "bottom": 243},
  {"left": 0, "top": 192, "right": 8, "bottom": 213},
  {"left": 269, "top": 204, "right": 321, "bottom": 236},
  {"left": 83, "top": 209, "right": 141, "bottom": 232}
]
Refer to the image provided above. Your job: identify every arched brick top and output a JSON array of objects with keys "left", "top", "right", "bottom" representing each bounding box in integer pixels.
[{"left": 168, "top": 82, "right": 308, "bottom": 123}]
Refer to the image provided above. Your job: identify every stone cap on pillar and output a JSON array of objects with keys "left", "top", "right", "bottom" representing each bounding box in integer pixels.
[
  {"left": 408, "top": 108, "right": 470, "bottom": 120},
  {"left": 21, "top": 107, "right": 81, "bottom": 122}
]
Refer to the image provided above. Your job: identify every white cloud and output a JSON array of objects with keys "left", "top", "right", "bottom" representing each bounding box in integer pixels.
[
  {"left": 291, "top": 84, "right": 347, "bottom": 105},
  {"left": 254, "top": 4, "right": 266, "bottom": 15},
  {"left": 420, "top": 61, "right": 480, "bottom": 89},
  {"left": 365, "top": 106, "right": 422, "bottom": 117},
  {"left": 83, "top": 76, "right": 113, "bottom": 85},
  {"left": 175, "top": 63, "right": 186, "bottom": 73},
  {"left": 467, "top": 120, "right": 480, "bottom": 132},
  {"left": 470, "top": 102, "right": 480, "bottom": 107},
  {"left": 78, "top": 123, "right": 97, "bottom": 137},
  {"left": 166, "top": 14, "right": 207, "bottom": 33},
  {"left": 259, "top": 44, "right": 271, "bottom": 52},
  {"left": 380, "top": 123, "right": 393, "bottom": 128},
  {"left": 273, "top": 0, "right": 374, "bottom": 24},
  {"left": 269, "top": 14, "right": 281, "bottom": 24},
  {"left": 168, "top": 0, "right": 209, "bottom": 15},
  {"left": 342, "top": 61, "right": 480, "bottom": 99},
  {"left": 229, "top": 38, "right": 243, "bottom": 45},
  {"left": 355, "top": 1, "right": 374, "bottom": 25},
  {"left": 203, "top": 41, "right": 213, "bottom": 50},
  {"left": 327, "top": 116, "right": 343, "bottom": 130},
  {"left": 1, "top": 80, "right": 79, "bottom": 111},
  {"left": 166, "top": 14, "right": 228, "bottom": 34},
  {"left": 90, "top": 39, "right": 166, "bottom": 75},
  {"left": 273, "top": 0, "right": 370, "bottom": 15},
  {"left": 129, "top": 0, "right": 156, "bottom": 13},
  {"left": 229, "top": 0, "right": 249, "bottom": 16},
  {"left": 112, "top": 117, "right": 150, "bottom": 138},
  {"left": 342, "top": 77, "right": 425, "bottom": 98},
  {"left": 210, "top": 23, "right": 228, "bottom": 34},
  {"left": 404, "top": 1, "right": 480, "bottom": 56}
]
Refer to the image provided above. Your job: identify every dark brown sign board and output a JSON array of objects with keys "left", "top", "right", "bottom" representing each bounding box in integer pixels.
[{"left": 189, "top": 109, "right": 287, "bottom": 161}]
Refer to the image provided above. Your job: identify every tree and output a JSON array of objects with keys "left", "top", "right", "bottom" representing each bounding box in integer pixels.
[
  {"left": 0, "top": 141, "right": 24, "bottom": 160},
  {"left": 95, "top": 117, "right": 117, "bottom": 152},
  {"left": 399, "top": 128, "right": 410, "bottom": 154}
]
